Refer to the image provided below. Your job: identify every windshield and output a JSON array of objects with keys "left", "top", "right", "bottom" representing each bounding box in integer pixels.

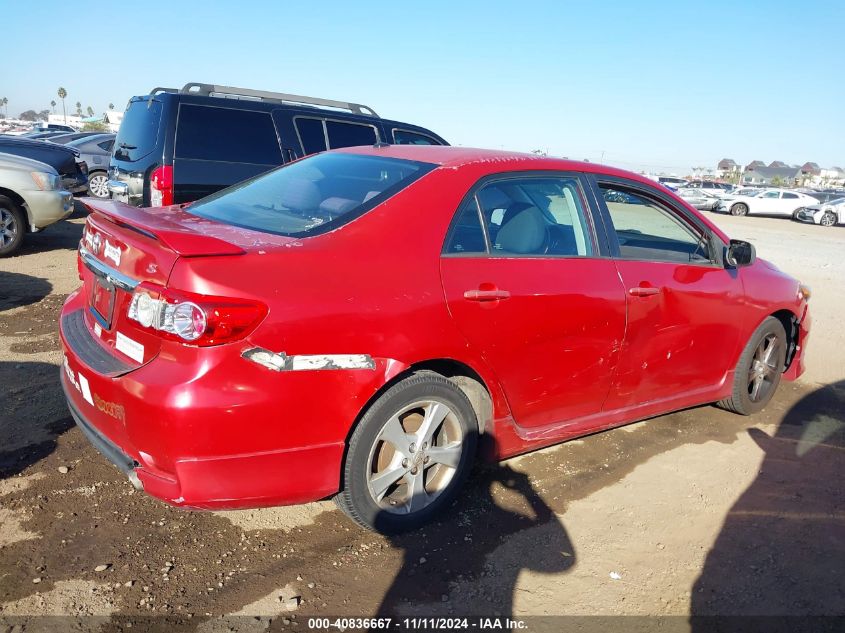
[
  {"left": 113, "top": 98, "right": 162, "bottom": 162},
  {"left": 188, "top": 152, "right": 435, "bottom": 237}
]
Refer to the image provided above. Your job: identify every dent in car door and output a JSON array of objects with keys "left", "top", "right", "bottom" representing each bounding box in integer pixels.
[
  {"left": 596, "top": 180, "right": 747, "bottom": 411},
  {"left": 440, "top": 174, "right": 627, "bottom": 430}
]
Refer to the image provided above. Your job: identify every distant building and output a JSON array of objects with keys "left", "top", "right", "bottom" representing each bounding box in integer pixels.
[
  {"left": 717, "top": 158, "right": 740, "bottom": 177},
  {"left": 768, "top": 160, "right": 789, "bottom": 168},
  {"left": 745, "top": 160, "right": 766, "bottom": 170},
  {"left": 742, "top": 165, "right": 802, "bottom": 186}
]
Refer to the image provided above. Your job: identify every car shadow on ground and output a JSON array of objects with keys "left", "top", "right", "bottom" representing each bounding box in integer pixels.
[
  {"left": 0, "top": 271, "right": 52, "bottom": 312},
  {"left": 0, "top": 360, "right": 73, "bottom": 477},
  {"left": 691, "top": 380, "right": 845, "bottom": 629},
  {"left": 11, "top": 202, "right": 84, "bottom": 257}
]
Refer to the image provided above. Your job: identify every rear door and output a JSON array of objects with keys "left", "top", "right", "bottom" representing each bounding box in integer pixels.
[
  {"left": 110, "top": 96, "right": 167, "bottom": 206},
  {"left": 440, "top": 173, "right": 627, "bottom": 430},
  {"left": 593, "top": 178, "right": 747, "bottom": 411},
  {"left": 172, "top": 104, "right": 283, "bottom": 202}
]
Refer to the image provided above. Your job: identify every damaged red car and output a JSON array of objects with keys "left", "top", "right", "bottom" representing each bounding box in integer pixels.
[{"left": 59, "top": 146, "right": 811, "bottom": 532}]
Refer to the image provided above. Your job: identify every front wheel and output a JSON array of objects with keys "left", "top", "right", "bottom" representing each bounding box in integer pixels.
[
  {"left": 335, "top": 373, "right": 478, "bottom": 533},
  {"left": 730, "top": 203, "right": 749, "bottom": 216},
  {"left": 0, "top": 195, "right": 25, "bottom": 257},
  {"left": 820, "top": 212, "right": 837, "bottom": 227},
  {"left": 87, "top": 171, "right": 110, "bottom": 199},
  {"left": 718, "top": 317, "right": 787, "bottom": 415}
]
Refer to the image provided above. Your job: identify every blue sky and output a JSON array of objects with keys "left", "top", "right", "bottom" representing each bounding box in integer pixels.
[{"left": 3, "top": 0, "right": 842, "bottom": 174}]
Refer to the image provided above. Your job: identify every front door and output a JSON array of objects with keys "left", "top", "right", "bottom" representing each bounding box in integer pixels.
[
  {"left": 440, "top": 173, "right": 627, "bottom": 430},
  {"left": 595, "top": 179, "right": 748, "bottom": 411}
]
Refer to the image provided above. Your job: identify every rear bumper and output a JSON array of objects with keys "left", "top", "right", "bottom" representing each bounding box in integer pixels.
[{"left": 59, "top": 293, "right": 348, "bottom": 510}]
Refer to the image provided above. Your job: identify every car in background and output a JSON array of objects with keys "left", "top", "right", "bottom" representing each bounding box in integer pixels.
[
  {"left": 18, "top": 130, "right": 69, "bottom": 140},
  {"left": 715, "top": 188, "right": 818, "bottom": 218},
  {"left": 0, "top": 153, "right": 74, "bottom": 256},
  {"left": 108, "top": 81, "right": 448, "bottom": 207},
  {"left": 805, "top": 191, "right": 845, "bottom": 205},
  {"left": 677, "top": 187, "right": 721, "bottom": 211},
  {"left": 62, "top": 146, "right": 810, "bottom": 532},
  {"left": 685, "top": 180, "right": 734, "bottom": 193},
  {"left": 66, "top": 134, "right": 115, "bottom": 198},
  {"left": 658, "top": 176, "right": 688, "bottom": 190},
  {"left": 795, "top": 198, "right": 845, "bottom": 227},
  {"left": 0, "top": 136, "right": 88, "bottom": 194},
  {"left": 48, "top": 131, "right": 105, "bottom": 145},
  {"left": 31, "top": 123, "right": 77, "bottom": 133}
]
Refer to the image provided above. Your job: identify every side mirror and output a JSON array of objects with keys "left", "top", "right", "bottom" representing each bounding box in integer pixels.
[{"left": 726, "top": 239, "right": 756, "bottom": 268}]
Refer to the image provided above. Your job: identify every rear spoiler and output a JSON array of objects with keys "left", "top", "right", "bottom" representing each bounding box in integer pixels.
[{"left": 80, "top": 199, "right": 245, "bottom": 257}]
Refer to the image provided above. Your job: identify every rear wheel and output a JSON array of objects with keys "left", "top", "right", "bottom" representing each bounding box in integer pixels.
[
  {"left": 335, "top": 373, "right": 478, "bottom": 533},
  {"left": 87, "top": 171, "right": 110, "bottom": 199},
  {"left": 718, "top": 317, "right": 787, "bottom": 415},
  {"left": 0, "top": 195, "right": 25, "bottom": 257},
  {"left": 820, "top": 212, "right": 836, "bottom": 227},
  {"left": 730, "top": 202, "right": 748, "bottom": 216}
]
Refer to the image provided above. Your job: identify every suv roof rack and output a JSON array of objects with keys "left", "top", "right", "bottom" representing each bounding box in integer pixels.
[
  {"left": 176, "top": 82, "right": 380, "bottom": 117},
  {"left": 149, "top": 87, "right": 179, "bottom": 95}
]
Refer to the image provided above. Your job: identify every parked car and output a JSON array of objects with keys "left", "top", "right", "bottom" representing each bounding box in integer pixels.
[
  {"left": 61, "top": 146, "right": 811, "bottom": 533},
  {"left": 657, "top": 176, "right": 688, "bottom": 189},
  {"left": 715, "top": 188, "right": 819, "bottom": 217},
  {"left": 66, "top": 134, "right": 115, "bottom": 198},
  {"left": 795, "top": 198, "right": 845, "bottom": 227},
  {"left": 0, "top": 153, "right": 74, "bottom": 256},
  {"left": 685, "top": 180, "right": 734, "bottom": 193},
  {"left": 31, "top": 123, "right": 77, "bottom": 133},
  {"left": 18, "top": 130, "right": 69, "bottom": 140},
  {"left": 0, "top": 136, "right": 88, "bottom": 194},
  {"left": 805, "top": 190, "right": 845, "bottom": 205},
  {"left": 108, "top": 82, "right": 448, "bottom": 207},
  {"left": 677, "top": 187, "right": 721, "bottom": 211},
  {"left": 48, "top": 131, "right": 106, "bottom": 145}
]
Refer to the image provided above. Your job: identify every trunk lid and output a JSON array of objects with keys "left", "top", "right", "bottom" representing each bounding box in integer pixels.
[{"left": 77, "top": 199, "right": 252, "bottom": 369}]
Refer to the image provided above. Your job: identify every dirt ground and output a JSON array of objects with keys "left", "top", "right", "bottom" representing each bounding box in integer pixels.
[{"left": 1, "top": 205, "right": 843, "bottom": 631}]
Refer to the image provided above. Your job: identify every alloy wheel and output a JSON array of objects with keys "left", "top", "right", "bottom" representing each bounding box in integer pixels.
[
  {"left": 821, "top": 212, "right": 836, "bottom": 227},
  {"left": 747, "top": 333, "right": 781, "bottom": 403},
  {"left": 89, "top": 174, "right": 110, "bottom": 198},
  {"left": 732, "top": 203, "right": 748, "bottom": 216},
  {"left": 0, "top": 208, "right": 18, "bottom": 247},
  {"left": 366, "top": 399, "right": 464, "bottom": 515}
]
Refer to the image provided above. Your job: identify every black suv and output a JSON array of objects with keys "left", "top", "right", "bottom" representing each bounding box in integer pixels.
[{"left": 108, "top": 82, "right": 448, "bottom": 207}]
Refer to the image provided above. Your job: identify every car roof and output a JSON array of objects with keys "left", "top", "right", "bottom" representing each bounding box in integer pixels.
[{"left": 333, "top": 145, "right": 656, "bottom": 184}]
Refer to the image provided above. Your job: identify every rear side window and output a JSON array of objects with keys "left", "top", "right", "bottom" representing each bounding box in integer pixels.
[
  {"left": 782, "top": 192, "right": 798, "bottom": 199},
  {"left": 326, "top": 120, "right": 377, "bottom": 149},
  {"left": 393, "top": 129, "right": 440, "bottom": 145},
  {"left": 114, "top": 99, "right": 162, "bottom": 162},
  {"left": 98, "top": 139, "right": 114, "bottom": 152},
  {"left": 445, "top": 176, "right": 594, "bottom": 257},
  {"left": 295, "top": 117, "right": 327, "bottom": 155},
  {"left": 188, "top": 152, "right": 434, "bottom": 237},
  {"left": 176, "top": 105, "right": 282, "bottom": 164}
]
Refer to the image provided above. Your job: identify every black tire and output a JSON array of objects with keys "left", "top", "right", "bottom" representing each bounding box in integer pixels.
[
  {"left": 335, "top": 372, "right": 478, "bottom": 533},
  {"left": 730, "top": 202, "right": 748, "bottom": 216},
  {"left": 0, "top": 195, "right": 26, "bottom": 257},
  {"left": 87, "top": 171, "right": 110, "bottom": 199},
  {"left": 718, "top": 317, "right": 787, "bottom": 415},
  {"left": 792, "top": 208, "right": 802, "bottom": 220},
  {"left": 821, "top": 212, "right": 836, "bottom": 227}
]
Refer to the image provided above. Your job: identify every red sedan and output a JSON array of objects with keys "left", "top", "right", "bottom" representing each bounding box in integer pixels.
[{"left": 59, "top": 146, "right": 811, "bottom": 532}]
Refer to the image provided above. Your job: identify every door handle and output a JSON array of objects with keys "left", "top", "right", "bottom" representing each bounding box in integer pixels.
[
  {"left": 464, "top": 288, "right": 511, "bottom": 302},
  {"left": 628, "top": 286, "right": 660, "bottom": 297}
]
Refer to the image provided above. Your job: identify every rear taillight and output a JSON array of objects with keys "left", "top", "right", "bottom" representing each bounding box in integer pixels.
[
  {"left": 127, "top": 283, "right": 267, "bottom": 346},
  {"left": 149, "top": 165, "right": 173, "bottom": 207}
]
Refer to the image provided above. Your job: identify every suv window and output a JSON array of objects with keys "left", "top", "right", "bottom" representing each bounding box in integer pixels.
[
  {"left": 295, "top": 117, "right": 327, "bottom": 155},
  {"left": 97, "top": 139, "right": 114, "bottom": 152},
  {"left": 393, "top": 129, "right": 439, "bottom": 145},
  {"left": 326, "top": 120, "right": 377, "bottom": 149},
  {"left": 600, "top": 184, "right": 710, "bottom": 264},
  {"left": 113, "top": 98, "right": 162, "bottom": 162},
  {"left": 445, "top": 176, "right": 593, "bottom": 257},
  {"left": 176, "top": 105, "right": 282, "bottom": 164}
]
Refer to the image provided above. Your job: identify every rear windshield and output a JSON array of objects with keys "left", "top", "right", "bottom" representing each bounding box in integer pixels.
[
  {"left": 113, "top": 98, "right": 162, "bottom": 162},
  {"left": 188, "top": 152, "right": 434, "bottom": 237}
]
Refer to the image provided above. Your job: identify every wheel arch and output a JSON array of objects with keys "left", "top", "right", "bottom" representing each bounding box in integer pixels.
[
  {"left": 0, "top": 187, "right": 31, "bottom": 227},
  {"left": 770, "top": 308, "right": 800, "bottom": 371}
]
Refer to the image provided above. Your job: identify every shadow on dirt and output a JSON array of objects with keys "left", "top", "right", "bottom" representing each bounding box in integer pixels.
[
  {"left": 0, "top": 360, "right": 73, "bottom": 477},
  {"left": 12, "top": 203, "right": 84, "bottom": 257},
  {"left": 691, "top": 381, "right": 845, "bottom": 625},
  {"left": 375, "top": 461, "right": 575, "bottom": 618},
  {"left": 0, "top": 271, "right": 53, "bottom": 312}
]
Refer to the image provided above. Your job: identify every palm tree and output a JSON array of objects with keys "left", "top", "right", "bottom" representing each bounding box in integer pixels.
[
  {"left": 50, "top": 100, "right": 56, "bottom": 114},
  {"left": 108, "top": 102, "right": 114, "bottom": 110},
  {"left": 57, "top": 87, "right": 67, "bottom": 123},
  {"left": 75, "top": 101, "right": 82, "bottom": 117},
  {"left": 86, "top": 106, "right": 95, "bottom": 117},
  {"left": 1, "top": 97, "right": 7, "bottom": 118}
]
